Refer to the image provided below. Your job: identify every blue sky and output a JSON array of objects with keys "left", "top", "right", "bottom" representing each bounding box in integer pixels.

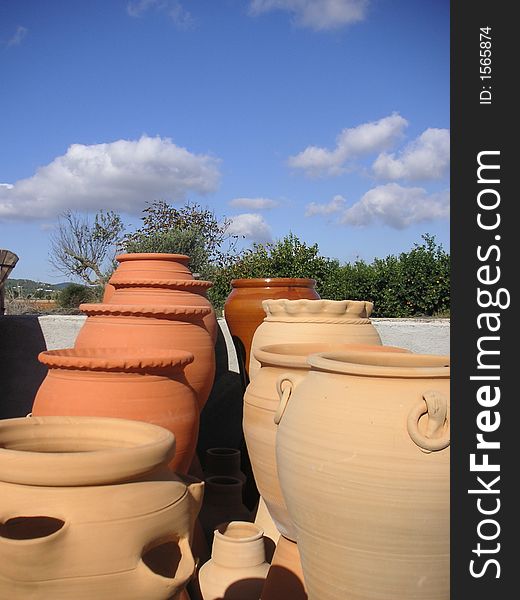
[{"left": 0, "top": 0, "right": 449, "bottom": 282}]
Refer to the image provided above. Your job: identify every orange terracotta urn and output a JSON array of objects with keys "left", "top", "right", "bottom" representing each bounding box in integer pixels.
[
  {"left": 32, "top": 347, "right": 199, "bottom": 474},
  {"left": 249, "top": 299, "right": 382, "bottom": 379},
  {"left": 276, "top": 350, "right": 450, "bottom": 600},
  {"left": 105, "top": 253, "right": 218, "bottom": 344},
  {"left": 243, "top": 342, "right": 409, "bottom": 540},
  {"left": 75, "top": 304, "right": 215, "bottom": 412},
  {"left": 223, "top": 278, "right": 319, "bottom": 384},
  {"left": 198, "top": 521, "right": 270, "bottom": 600},
  {"left": 0, "top": 416, "right": 203, "bottom": 599}
]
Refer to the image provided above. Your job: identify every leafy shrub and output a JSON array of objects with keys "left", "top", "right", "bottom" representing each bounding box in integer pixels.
[{"left": 57, "top": 284, "right": 101, "bottom": 310}]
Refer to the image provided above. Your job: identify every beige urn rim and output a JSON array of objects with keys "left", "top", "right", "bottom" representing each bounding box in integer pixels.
[
  {"left": 0, "top": 416, "right": 176, "bottom": 486},
  {"left": 308, "top": 350, "right": 450, "bottom": 378},
  {"left": 262, "top": 298, "right": 374, "bottom": 319}
]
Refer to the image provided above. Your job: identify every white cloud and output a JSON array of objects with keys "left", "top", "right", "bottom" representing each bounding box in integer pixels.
[
  {"left": 6, "top": 25, "right": 28, "bottom": 47},
  {"left": 227, "top": 213, "right": 273, "bottom": 242},
  {"left": 127, "top": 0, "right": 193, "bottom": 27},
  {"left": 305, "top": 194, "right": 346, "bottom": 216},
  {"left": 229, "top": 197, "right": 279, "bottom": 210},
  {"left": 0, "top": 135, "right": 220, "bottom": 220},
  {"left": 340, "top": 183, "right": 449, "bottom": 229},
  {"left": 250, "top": 0, "right": 369, "bottom": 31},
  {"left": 289, "top": 113, "right": 407, "bottom": 177},
  {"left": 372, "top": 128, "right": 450, "bottom": 181}
]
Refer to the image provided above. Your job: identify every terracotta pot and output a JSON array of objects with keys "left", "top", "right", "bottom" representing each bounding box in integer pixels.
[
  {"left": 203, "top": 448, "right": 246, "bottom": 484},
  {"left": 276, "top": 350, "right": 450, "bottom": 600},
  {"left": 32, "top": 347, "right": 199, "bottom": 474},
  {"left": 223, "top": 278, "right": 319, "bottom": 384},
  {"left": 75, "top": 304, "right": 215, "bottom": 411},
  {"left": 249, "top": 299, "right": 382, "bottom": 379},
  {"left": 243, "top": 342, "right": 409, "bottom": 540},
  {"left": 260, "top": 535, "right": 307, "bottom": 600},
  {"left": 0, "top": 416, "right": 203, "bottom": 599},
  {"left": 198, "top": 521, "right": 270, "bottom": 600},
  {"left": 198, "top": 476, "right": 252, "bottom": 546},
  {"left": 106, "top": 253, "right": 218, "bottom": 344}
]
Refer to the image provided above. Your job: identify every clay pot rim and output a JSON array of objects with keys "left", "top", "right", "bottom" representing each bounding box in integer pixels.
[
  {"left": 254, "top": 343, "right": 409, "bottom": 369},
  {"left": 206, "top": 447, "right": 241, "bottom": 457},
  {"left": 0, "top": 416, "right": 176, "bottom": 486},
  {"left": 262, "top": 298, "right": 373, "bottom": 319},
  {"left": 79, "top": 303, "right": 212, "bottom": 318},
  {"left": 230, "top": 278, "right": 317, "bottom": 288},
  {"left": 214, "top": 521, "right": 264, "bottom": 543},
  {"left": 38, "top": 347, "right": 194, "bottom": 371},
  {"left": 116, "top": 252, "right": 190, "bottom": 263},
  {"left": 308, "top": 350, "right": 450, "bottom": 378},
  {"left": 110, "top": 278, "right": 212, "bottom": 290}
]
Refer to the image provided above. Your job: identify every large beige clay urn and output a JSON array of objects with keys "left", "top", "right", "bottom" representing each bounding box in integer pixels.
[
  {"left": 0, "top": 416, "right": 203, "bottom": 599},
  {"left": 248, "top": 299, "right": 382, "bottom": 379},
  {"left": 275, "top": 350, "right": 450, "bottom": 600}
]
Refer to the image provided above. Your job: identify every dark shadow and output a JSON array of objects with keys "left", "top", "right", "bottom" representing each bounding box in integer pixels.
[
  {"left": 217, "top": 577, "right": 267, "bottom": 600},
  {"left": 260, "top": 565, "right": 308, "bottom": 600},
  {"left": 0, "top": 516, "right": 65, "bottom": 540},
  {"left": 0, "top": 315, "right": 48, "bottom": 419},
  {"left": 142, "top": 537, "right": 182, "bottom": 579}
]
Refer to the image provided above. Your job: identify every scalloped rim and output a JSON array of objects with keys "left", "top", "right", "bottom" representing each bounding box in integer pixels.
[
  {"left": 262, "top": 298, "right": 374, "bottom": 319},
  {"left": 79, "top": 303, "right": 212, "bottom": 318},
  {"left": 38, "top": 347, "right": 194, "bottom": 371},
  {"left": 109, "top": 278, "right": 212, "bottom": 290}
]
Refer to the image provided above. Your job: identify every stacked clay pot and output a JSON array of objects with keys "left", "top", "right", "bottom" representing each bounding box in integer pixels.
[
  {"left": 198, "top": 521, "right": 270, "bottom": 600},
  {"left": 249, "top": 299, "right": 382, "bottom": 379},
  {"left": 223, "top": 278, "right": 320, "bottom": 384},
  {"left": 32, "top": 348, "right": 198, "bottom": 474},
  {"left": 0, "top": 416, "right": 203, "bottom": 599},
  {"left": 275, "top": 350, "right": 450, "bottom": 600},
  {"left": 78, "top": 253, "right": 216, "bottom": 412}
]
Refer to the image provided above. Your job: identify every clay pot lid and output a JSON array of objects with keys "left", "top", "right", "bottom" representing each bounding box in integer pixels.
[
  {"left": 115, "top": 253, "right": 190, "bottom": 263},
  {"left": 37, "top": 347, "right": 194, "bottom": 371},
  {"left": 79, "top": 303, "right": 212, "bottom": 318},
  {"left": 109, "top": 278, "right": 213, "bottom": 290},
  {"left": 262, "top": 298, "right": 373, "bottom": 319},
  {"left": 254, "top": 342, "right": 409, "bottom": 369},
  {"left": 230, "top": 278, "right": 317, "bottom": 288},
  {"left": 0, "top": 416, "right": 177, "bottom": 486},
  {"left": 308, "top": 350, "right": 450, "bottom": 378}
]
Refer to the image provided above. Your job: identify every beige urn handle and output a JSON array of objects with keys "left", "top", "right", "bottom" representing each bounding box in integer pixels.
[
  {"left": 274, "top": 373, "right": 296, "bottom": 425},
  {"left": 407, "top": 390, "right": 450, "bottom": 453}
]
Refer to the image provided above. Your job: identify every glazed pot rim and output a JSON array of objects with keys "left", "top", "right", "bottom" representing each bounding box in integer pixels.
[
  {"left": 0, "top": 416, "right": 176, "bottom": 486},
  {"left": 308, "top": 350, "right": 450, "bottom": 378},
  {"left": 115, "top": 253, "right": 190, "bottom": 263},
  {"left": 38, "top": 347, "right": 194, "bottom": 371},
  {"left": 254, "top": 343, "right": 409, "bottom": 369},
  {"left": 230, "top": 278, "right": 317, "bottom": 288}
]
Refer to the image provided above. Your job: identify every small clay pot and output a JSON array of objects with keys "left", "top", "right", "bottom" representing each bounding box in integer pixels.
[
  {"left": 203, "top": 448, "right": 246, "bottom": 484},
  {"left": 198, "top": 521, "right": 270, "bottom": 600}
]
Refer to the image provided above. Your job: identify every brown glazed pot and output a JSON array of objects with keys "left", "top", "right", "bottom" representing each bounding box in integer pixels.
[
  {"left": 198, "top": 521, "right": 270, "bottom": 600},
  {"left": 0, "top": 416, "right": 203, "bottom": 599},
  {"left": 249, "top": 299, "right": 382, "bottom": 379},
  {"left": 276, "top": 350, "right": 450, "bottom": 600},
  {"left": 203, "top": 448, "right": 246, "bottom": 484},
  {"left": 223, "top": 278, "right": 319, "bottom": 384},
  {"left": 105, "top": 253, "right": 218, "bottom": 344},
  {"left": 243, "top": 342, "right": 409, "bottom": 540},
  {"left": 32, "top": 348, "right": 199, "bottom": 474},
  {"left": 75, "top": 304, "right": 215, "bottom": 412}
]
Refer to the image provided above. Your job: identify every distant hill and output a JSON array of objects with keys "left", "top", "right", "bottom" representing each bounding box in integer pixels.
[{"left": 5, "top": 278, "right": 74, "bottom": 296}]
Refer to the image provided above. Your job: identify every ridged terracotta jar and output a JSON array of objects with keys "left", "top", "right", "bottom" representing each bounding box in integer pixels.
[
  {"left": 198, "top": 521, "right": 270, "bottom": 600},
  {"left": 31, "top": 348, "right": 199, "bottom": 474},
  {"left": 75, "top": 304, "right": 215, "bottom": 412},
  {"left": 105, "top": 253, "right": 218, "bottom": 344},
  {"left": 0, "top": 416, "right": 203, "bottom": 599},
  {"left": 249, "top": 299, "right": 382, "bottom": 379},
  {"left": 223, "top": 278, "right": 320, "bottom": 383},
  {"left": 276, "top": 350, "right": 450, "bottom": 600},
  {"left": 243, "top": 343, "right": 409, "bottom": 540}
]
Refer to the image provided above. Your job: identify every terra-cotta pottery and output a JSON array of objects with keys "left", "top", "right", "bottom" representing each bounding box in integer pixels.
[
  {"left": 260, "top": 535, "right": 307, "bottom": 600},
  {"left": 105, "top": 253, "right": 218, "bottom": 344},
  {"left": 32, "top": 347, "right": 199, "bottom": 474},
  {"left": 243, "top": 342, "right": 409, "bottom": 540},
  {"left": 248, "top": 299, "right": 382, "bottom": 379},
  {"left": 223, "top": 278, "right": 320, "bottom": 385},
  {"left": 198, "top": 521, "right": 270, "bottom": 600},
  {"left": 0, "top": 416, "right": 203, "bottom": 599},
  {"left": 275, "top": 350, "right": 450, "bottom": 600},
  {"left": 203, "top": 448, "right": 246, "bottom": 484}
]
